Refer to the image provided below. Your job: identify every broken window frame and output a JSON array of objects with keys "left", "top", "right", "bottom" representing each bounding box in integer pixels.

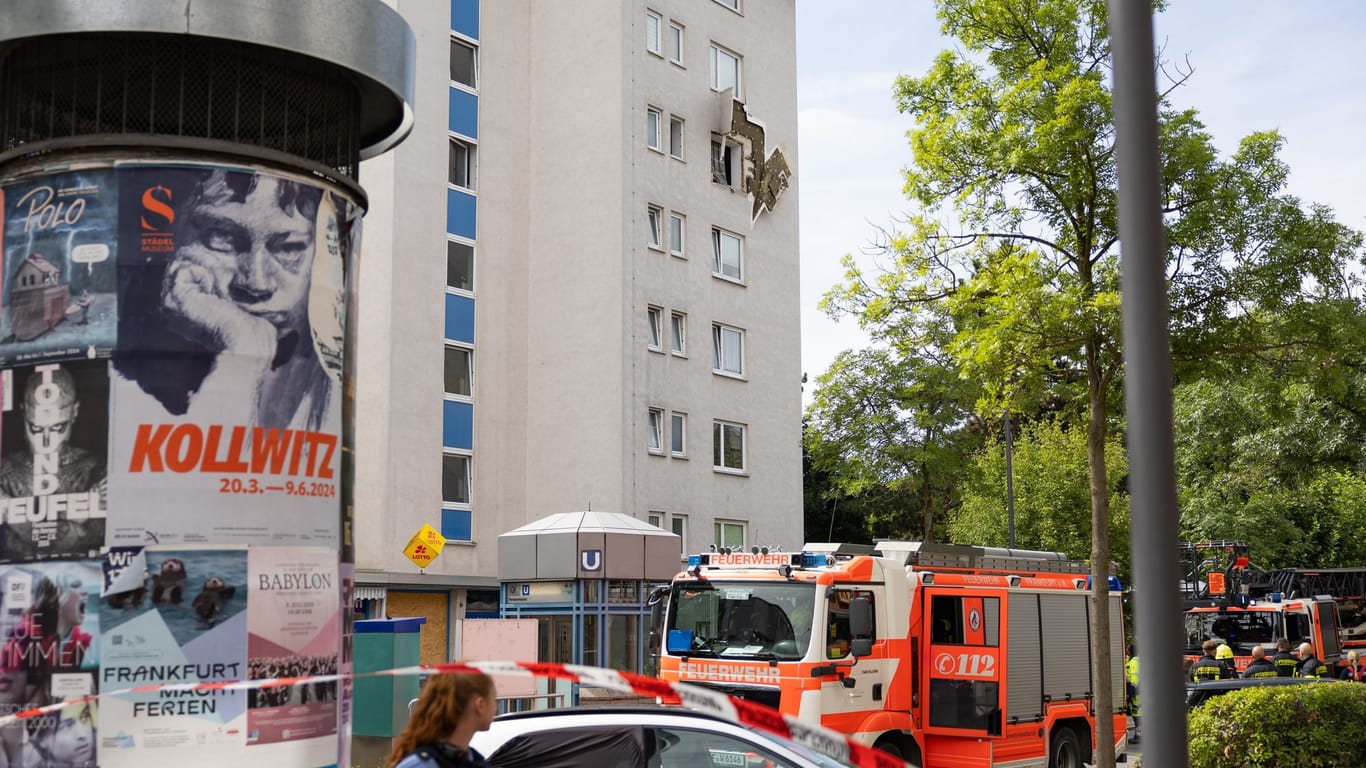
[{"left": 710, "top": 134, "right": 742, "bottom": 189}]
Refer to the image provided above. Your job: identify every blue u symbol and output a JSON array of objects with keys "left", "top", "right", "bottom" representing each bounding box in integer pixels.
[{"left": 581, "top": 549, "right": 603, "bottom": 571}]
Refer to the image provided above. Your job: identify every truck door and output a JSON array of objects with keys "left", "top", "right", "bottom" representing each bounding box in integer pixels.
[
  {"left": 923, "top": 590, "right": 1004, "bottom": 738},
  {"left": 1314, "top": 599, "right": 1342, "bottom": 664},
  {"left": 817, "top": 588, "right": 888, "bottom": 722}
]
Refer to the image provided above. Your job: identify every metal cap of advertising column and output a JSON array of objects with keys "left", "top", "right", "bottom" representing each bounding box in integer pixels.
[{"left": 0, "top": 2, "right": 413, "bottom": 767}]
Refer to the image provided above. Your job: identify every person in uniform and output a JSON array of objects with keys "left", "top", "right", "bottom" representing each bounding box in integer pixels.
[
  {"left": 1270, "top": 637, "right": 1298, "bottom": 677},
  {"left": 1296, "top": 642, "right": 1328, "bottom": 678},
  {"left": 1191, "top": 639, "right": 1232, "bottom": 681},
  {"left": 1241, "top": 646, "right": 1277, "bottom": 678}
]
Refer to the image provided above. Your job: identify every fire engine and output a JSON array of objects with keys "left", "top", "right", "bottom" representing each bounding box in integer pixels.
[
  {"left": 1180, "top": 541, "right": 1352, "bottom": 671},
  {"left": 652, "top": 542, "right": 1127, "bottom": 768}
]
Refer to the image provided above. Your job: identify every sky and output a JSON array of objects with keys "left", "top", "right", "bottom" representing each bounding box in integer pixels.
[{"left": 794, "top": 1, "right": 1366, "bottom": 403}]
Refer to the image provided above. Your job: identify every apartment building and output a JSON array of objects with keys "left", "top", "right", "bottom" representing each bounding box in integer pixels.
[{"left": 353, "top": 0, "right": 801, "bottom": 667}]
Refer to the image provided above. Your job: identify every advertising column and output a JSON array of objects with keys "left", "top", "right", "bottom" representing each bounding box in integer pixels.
[{"left": 0, "top": 160, "right": 361, "bottom": 768}]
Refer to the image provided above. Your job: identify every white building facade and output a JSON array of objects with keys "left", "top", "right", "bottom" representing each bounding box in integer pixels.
[{"left": 353, "top": 0, "right": 802, "bottom": 665}]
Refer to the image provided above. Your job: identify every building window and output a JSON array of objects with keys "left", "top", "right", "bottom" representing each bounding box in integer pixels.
[
  {"left": 714, "top": 519, "right": 746, "bottom": 549},
  {"left": 667, "top": 22, "right": 684, "bottom": 64},
  {"left": 444, "top": 344, "right": 472, "bottom": 397},
  {"left": 647, "top": 107, "right": 663, "bottom": 152},
  {"left": 670, "top": 311, "right": 686, "bottom": 356},
  {"left": 648, "top": 512, "right": 664, "bottom": 528},
  {"left": 647, "top": 305, "right": 663, "bottom": 351},
  {"left": 442, "top": 453, "right": 471, "bottom": 505},
  {"left": 672, "top": 514, "right": 687, "bottom": 544},
  {"left": 713, "top": 420, "right": 746, "bottom": 472},
  {"left": 711, "top": 228, "right": 742, "bottom": 281},
  {"left": 646, "top": 10, "right": 662, "bottom": 55},
  {"left": 713, "top": 0, "right": 741, "bottom": 11},
  {"left": 712, "top": 323, "right": 744, "bottom": 376},
  {"left": 669, "top": 212, "right": 685, "bottom": 256},
  {"left": 447, "top": 240, "right": 474, "bottom": 292},
  {"left": 710, "top": 136, "right": 742, "bottom": 188},
  {"left": 669, "top": 116, "right": 685, "bottom": 160},
  {"left": 647, "top": 206, "right": 664, "bottom": 250},
  {"left": 648, "top": 408, "right": 665, "bottom": 454},
  {"left": 709, "top": 44, "right": 741, "bottom": 97},
  {"left": 670, "top": 412, "right": 686, "bottom": 456},
  {"left": 448, "top": 138, "right": 475, "bottom": 190},
  {"left": 450, "top": 37, "right": 477, "bottom": 88}
]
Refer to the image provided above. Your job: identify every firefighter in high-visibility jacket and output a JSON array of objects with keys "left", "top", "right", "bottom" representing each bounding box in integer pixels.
[
  {"left": 1191, "top": 639, "right": 1233, "bottom": 681},
  {"left": 1242, "top": 645, "right": 1278, "bottom": 678},
  {"left": 1296, "top": 642, "right": 1330, "bottom": 678},
  {"left": 1124, "top": 645, "right": 1140, "bottom": 734},
  {"left": 1271, "top": 638, "right": 1298, "bottom": 677}
]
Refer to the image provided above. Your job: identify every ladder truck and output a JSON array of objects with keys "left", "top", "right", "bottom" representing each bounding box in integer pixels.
[
  {"left": 651, "top": 541, "right": 1127, "bottom": 768},
  {"left": 1180, "top": 541, "right": 1350, "bottom": 671}
]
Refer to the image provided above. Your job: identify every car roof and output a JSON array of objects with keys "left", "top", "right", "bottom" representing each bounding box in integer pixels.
[
  {"left": 470, "top": 706, "right": 846, "bottom": 768},
  {"left": 1187, "top": 677, "right": 1340, "bottom": 691}
]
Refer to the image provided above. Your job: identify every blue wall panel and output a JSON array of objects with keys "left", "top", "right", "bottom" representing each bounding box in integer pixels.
[
  {"left": 443, "top": 400, "right": 473, "bottom": 450},
  {"left": 451, "top": 0, "right": 479, "bottom": 40},
  {"left": 447, "top": 188, "right": 476, "bottom": 239},
  {"left": 441, "top": 508, "right": 472, "bottom": 541},
  {"left": 449, "top": 88, "right": 478, "bottom": 138},
  {"left": 445, "top": 293, "right": 474, "bottom": 343}
]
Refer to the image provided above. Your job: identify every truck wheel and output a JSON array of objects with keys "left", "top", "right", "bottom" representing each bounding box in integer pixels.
[
  {"left": 873, "top": 736, "right": 921, "bottom": 768},
  {"left": 1048, "top": 726, "right": 1082, "bottom": 768}
]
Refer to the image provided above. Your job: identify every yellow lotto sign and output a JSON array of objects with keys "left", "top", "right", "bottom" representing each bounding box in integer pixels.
[{"left": 403, "top": 523, "right": 447, "bottom": 568}]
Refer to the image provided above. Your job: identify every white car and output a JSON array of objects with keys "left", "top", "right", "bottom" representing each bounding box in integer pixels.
[{"left": 469, "top": 706, "right": 867, "bottom": 768}]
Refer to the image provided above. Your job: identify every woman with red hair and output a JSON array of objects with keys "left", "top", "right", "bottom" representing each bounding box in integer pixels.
[{"left": 388, "top": 671, "right": 497, "bottom": 768}]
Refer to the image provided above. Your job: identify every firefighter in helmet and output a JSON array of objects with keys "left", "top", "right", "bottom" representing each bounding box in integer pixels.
[{"left": 1191, "top": 639, "right": 1232, "bottom": 681}]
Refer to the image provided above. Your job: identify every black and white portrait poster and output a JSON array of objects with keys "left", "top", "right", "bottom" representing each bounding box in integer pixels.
[
  {"left": 107, "top": 164, "right": 348, "bottom": 548},
  {"left": 0, "top": 361, "right": 109, "bottom": 563}
]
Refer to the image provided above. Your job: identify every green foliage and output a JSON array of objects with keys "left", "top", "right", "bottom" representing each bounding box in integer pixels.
[
  {"left": 1188, "top": 682, "right": 1366, "bottom": 768},
  {"left": 804, "top": 346, "right": 980, "bottom": 540},
  {"left": 951, "top": 416, "right": 1130, "bottom": 574}
]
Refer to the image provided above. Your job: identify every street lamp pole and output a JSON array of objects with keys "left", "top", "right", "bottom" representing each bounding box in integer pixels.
[{"left": 1004, "top": 409, "right": 1016, "bottom": 548}]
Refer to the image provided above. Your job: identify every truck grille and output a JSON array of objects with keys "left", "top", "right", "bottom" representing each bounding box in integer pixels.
[{"left": 693, "top": 683, "right": 781, "bottom": 711}]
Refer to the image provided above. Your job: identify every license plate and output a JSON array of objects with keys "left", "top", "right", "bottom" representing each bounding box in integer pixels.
[{"left": 709, "top": 750, "right": 749, "bottom": 767}]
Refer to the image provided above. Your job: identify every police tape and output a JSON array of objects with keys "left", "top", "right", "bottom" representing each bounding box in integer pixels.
[{"left": 0, "top": 660, "right": 906, "bottom": 768}]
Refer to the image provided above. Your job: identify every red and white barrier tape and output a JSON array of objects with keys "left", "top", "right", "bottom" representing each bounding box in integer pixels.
[{"left": 0, "top": 660, "right": 906, "bottom": 768}]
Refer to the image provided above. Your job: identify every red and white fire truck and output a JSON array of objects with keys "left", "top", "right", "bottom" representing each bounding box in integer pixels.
[{"left": 653, "top": 541, "right": 1127, "bottom": 768}]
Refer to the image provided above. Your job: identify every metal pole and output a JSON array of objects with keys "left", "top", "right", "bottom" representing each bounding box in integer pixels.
[
  {"left": 1004, "top": 409, "right": 1015, "bottom": 548},
  {"left": 1108, "top": 0, "right": 1188, "bottom": 765}
]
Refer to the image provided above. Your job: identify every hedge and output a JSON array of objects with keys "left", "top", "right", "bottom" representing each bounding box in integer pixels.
[{"left": 1187, "top": 682, "right": 1366, "bottom": 768}]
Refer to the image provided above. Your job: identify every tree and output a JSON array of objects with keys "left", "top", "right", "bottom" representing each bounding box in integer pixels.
[
  {"left": 820, "top": 1, "right": 1355, "bottom": 762},
  {"left": 952, "top": 415, "right": 1130, "bottom": 578},
  {"left": 805, "top": 345, "right": 980, "bottom": 542}
]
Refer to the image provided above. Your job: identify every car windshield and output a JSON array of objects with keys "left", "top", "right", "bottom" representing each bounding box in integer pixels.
[
  {"left": 1184, "top": 610, "right": 1279, "bottom": 655},
  {"left": 746, "top": 727, "right": 861, "bottom": 768},
  {"left": 666, "top": 581, "right": 816, "bottom": 660}
]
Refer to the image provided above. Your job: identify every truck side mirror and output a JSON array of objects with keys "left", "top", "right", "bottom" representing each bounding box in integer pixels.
[{"left": 850, "top": 596, "right": 873, "bottom": 657}]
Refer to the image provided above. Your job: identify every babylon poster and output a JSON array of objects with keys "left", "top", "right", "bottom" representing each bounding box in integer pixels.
[
  {"left": 97, "top": 548, "right": 248, "bottom": 767},
  {"left": 107, "top": 164, "right": 347, "bottom": 548},
  {"left": 246, "top": 547, "right": 338, "bottom": 762}
]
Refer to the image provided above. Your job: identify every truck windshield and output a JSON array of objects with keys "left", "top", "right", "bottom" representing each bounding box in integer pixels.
[
  {"left": 1184, "top": 611, "right": 1279, "bottom": 655},
  {"left": 666, "top": 581, "right": 816, "bottom": 660}
]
